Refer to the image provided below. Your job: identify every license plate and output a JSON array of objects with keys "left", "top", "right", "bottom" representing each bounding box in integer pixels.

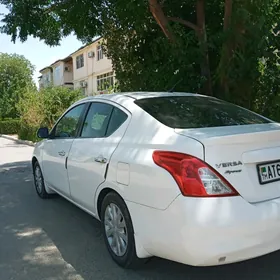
[{"left": 257, "top": 160, "right": 280, "bottom": 185}]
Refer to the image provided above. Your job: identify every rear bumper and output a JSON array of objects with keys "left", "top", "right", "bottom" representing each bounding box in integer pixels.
[{"left": 127, "top": 195, "right": 280, "bottom": 266}]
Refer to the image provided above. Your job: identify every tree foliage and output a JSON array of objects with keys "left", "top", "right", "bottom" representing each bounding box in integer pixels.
[
  {"left": 18, "top": 86, "right": 82, "bottom": 129},
  {"left": 17, "top": 86, "right": 82, "bottom": 141},
  {"left": 1, "top": 0, "right": 279, "bottom": 117},
  {"left": 0, "top": 53, "right": 35, "bottom": 119}
]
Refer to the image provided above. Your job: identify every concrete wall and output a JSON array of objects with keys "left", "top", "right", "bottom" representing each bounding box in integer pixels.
[
  {"left": 64, "top": 61, "right": 74, "bottom": 83},
  {"left": 50, "top": 60, "right": 74, "bottom": 87}
]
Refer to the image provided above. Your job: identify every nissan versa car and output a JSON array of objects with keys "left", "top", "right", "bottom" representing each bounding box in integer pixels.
[{"left": 32, "top": 92, "right": 280, "bottom": 268}]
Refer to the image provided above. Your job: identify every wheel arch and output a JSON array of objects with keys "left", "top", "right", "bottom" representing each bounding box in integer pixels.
[
  {"left": 96, "top": 185, "right": 152, "bottom": 259},
  {"left": 32, "top": 156, "right": 38, "bottom": 172},
  {"left": 96, "top": 187, "right": 120, "bottom": 220}
]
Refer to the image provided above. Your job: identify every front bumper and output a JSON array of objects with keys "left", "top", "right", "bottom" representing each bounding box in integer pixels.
[{"left": 127, "top": 195, "right": 280, "bottom": 266}]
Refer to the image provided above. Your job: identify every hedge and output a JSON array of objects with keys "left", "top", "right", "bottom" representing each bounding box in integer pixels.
[
  {"left": 0, "top": 119, "right": 21, "bottom": 134},
  {"left": 18, "top": 125, "right": 38, "bottom": 142}
]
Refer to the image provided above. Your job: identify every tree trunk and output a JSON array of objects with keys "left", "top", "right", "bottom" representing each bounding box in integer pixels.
[
  {"left": 149, "top": 0, "right": 212, "bottom": 95},
  {"left": 218, "top": 0, "right": 233, "bottom": 97},
  {"left": 148, "top": 0, "right": 174, "bottom": 41},
  {"left": 196, "top": 0, "right": 212, "bottom": 95}
]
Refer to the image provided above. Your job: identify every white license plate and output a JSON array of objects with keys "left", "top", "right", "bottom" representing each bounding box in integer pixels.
[{"left": 257, "top": 161, "right": 280, "bottom": 185}]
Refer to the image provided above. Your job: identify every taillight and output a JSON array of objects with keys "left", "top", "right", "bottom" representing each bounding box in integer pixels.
[{"left": 152, "top": 151, "right": 239, "bottom": 197}]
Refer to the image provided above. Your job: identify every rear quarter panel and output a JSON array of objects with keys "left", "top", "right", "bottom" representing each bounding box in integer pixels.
[{"left": 100, "top": 101, "right": 204, "bottom": 210}]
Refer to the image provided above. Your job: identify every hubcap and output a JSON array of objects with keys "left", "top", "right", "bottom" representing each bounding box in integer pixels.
[
  {"left": 35, "top": 166, "right": 43, "bottom": 194},
  {"left": 104, "top": 203, "right": 128, "bottom": 257}
]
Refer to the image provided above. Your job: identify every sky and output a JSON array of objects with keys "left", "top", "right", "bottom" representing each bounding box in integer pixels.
[{"left": 0, "top": 4, "right": 83, "bottom": 85}]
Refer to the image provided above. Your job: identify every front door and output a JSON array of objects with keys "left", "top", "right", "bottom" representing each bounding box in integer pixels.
[
  {"left": 67, "top": 101, "right": 130, "bottom": 212},
  {"left": 42, "top": 103, "right": 87, "bottom": 197}
]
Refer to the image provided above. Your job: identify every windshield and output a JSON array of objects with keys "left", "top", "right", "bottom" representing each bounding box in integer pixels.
[{"left": 135, "top": 96, "right": 271, "bottom": 129}]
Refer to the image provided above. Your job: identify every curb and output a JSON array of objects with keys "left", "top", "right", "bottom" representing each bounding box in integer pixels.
[{"left": 0, "top": 134, "right": 35, "bottom": 147}]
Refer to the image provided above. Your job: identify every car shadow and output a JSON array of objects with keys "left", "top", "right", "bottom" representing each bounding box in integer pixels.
[{"left": 1, "top": 161, "right": 280, "bottom": 280}]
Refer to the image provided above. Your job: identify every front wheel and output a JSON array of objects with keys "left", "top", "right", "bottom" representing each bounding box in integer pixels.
[{"left": 101, "top": 192, "right": 144, "bottom": 268}]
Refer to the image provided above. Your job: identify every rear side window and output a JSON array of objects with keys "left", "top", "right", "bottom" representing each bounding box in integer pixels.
[
  {"left": 81, "top": 102, "right": 113, "bottom": 138},
  {"left": 135, "top": 96, "right": 271, "bottom": 129},
  {"left": 106, "top": 107, "right": 128, "bottom": 136}
]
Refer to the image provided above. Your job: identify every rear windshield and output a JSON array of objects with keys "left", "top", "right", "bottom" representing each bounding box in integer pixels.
[{"left": 135, "top": 96, "right": 271, "bottom": 129}]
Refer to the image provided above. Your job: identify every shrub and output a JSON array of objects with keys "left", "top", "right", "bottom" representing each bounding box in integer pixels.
[
  {"left": 18, "top": 124, "right": 38, "bottom": 142},
  {"left": 17, "top": 86, "right": 82, "bottom": 142},
  {"left": 0, "top": 119, "right": 20, "bottom": 134}
]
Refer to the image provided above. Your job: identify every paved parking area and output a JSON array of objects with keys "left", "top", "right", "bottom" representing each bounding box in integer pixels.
[{"left": 1, "top": 137, "right": 280, "bottom": 280}]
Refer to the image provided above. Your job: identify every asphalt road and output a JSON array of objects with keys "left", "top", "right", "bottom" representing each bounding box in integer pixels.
[{"left": 1, "top": 136, "right": 280, "bottom": 280}]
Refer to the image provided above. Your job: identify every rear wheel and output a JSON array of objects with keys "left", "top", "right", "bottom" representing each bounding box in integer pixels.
[
  {"left": 101, "top": 192, "right": 143, "bottom": 268},
  {"left": 33, "top": 161, "right": 51, "bottom": 199}
]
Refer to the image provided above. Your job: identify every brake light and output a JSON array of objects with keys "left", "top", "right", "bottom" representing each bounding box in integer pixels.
[{"left": 152, "top": 151, "right": 239, "bottom": 197}]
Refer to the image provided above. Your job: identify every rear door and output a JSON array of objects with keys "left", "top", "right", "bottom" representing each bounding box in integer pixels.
[{"left": 67, "top": 101, "right": 130, "bottom": 212}]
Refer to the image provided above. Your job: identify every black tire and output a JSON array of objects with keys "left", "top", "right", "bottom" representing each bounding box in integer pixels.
[
  {"left": 33, "top": 161, "right": 51, "bottom": 199},
  {"left": 101, "top": 192, "right": 144, "bottom": 268}
]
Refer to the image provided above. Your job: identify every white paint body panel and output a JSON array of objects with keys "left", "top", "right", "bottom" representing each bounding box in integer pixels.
[
  {"left": 42, "top": 138, "right": 74, "bottom": 196},
  {"left": 127, "top": 195, "right": 280, "bottom": 266},
  {"left": 116, "top": 162, "right": 130, "bottom": 186},
  {"left": 176, "top": 123, "right": 280, "bottom": 203},
  {"left": 98, "top": 97, "right": 204, "bottom": 210},
  {"left": 33, "top": 92, "right": 280, "bottom": 267}
]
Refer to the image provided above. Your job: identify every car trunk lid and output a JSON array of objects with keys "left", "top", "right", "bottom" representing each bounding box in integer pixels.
[{"left": 175, "top": 123, "right": 280, "bottom": 203}]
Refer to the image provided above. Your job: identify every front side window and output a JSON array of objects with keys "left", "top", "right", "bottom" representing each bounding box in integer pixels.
[
  {"left": 81, "top": 103, "right": 113, "bottom": 138},
  {"left": 135, "top": 96, "right": 271, "bottom": 129},
  {"left": 76, "top": 54, "right": 84, "bottom": 69},
  {"left": 54, "top": 104, "right": 85, "bottom": 138},
  {"left": 97, "top": 71, "right": 114, "bottom": 91}
]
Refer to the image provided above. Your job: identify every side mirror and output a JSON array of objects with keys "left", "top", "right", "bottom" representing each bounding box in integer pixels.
[{"left": 37, "top": 127, "right": 49, "bottom": 139}]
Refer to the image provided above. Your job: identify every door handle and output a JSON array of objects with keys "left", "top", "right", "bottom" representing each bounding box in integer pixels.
[
  {"left": 58, "top": 151, "right": 66, "bottom": 157},
  {"left": 94, "top": 156, "right": 107, "bottom": 164}
]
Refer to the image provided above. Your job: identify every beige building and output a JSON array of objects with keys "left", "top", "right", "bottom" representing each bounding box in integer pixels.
[
  {"left": 51, "top": 57, "right": 74, "bottom": 88},
  {"left": 38, "top": 37, "right": 114, "bottom": 95},
  {"left": 39, "top": 56, "right": 74, "bottom": 90},
  {"left": 71, "top": 38, "right": 114, "bottom": 96}
]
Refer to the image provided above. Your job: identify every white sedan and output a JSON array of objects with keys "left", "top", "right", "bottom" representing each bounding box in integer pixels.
[{"left": 32, "top": 92, "right": 280, "bottom": 268}]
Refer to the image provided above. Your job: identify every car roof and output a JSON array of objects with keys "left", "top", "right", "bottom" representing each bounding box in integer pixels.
[
  {"left": 123, "top": 92, "right": 203, "bottom": 100},
  {"left": 75, "top": 92, "right": 206, "bottom": 106}
]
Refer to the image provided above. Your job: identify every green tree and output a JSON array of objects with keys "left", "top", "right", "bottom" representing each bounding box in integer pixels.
[
  {"left": 103, "top": 0, "right": 280, "bottom": 108},
  {"left": 1, "top": 0, "right": 279, "bottom": 113},
  {"left": 0, "top": 53, "right": 35, "bottom": 119}
]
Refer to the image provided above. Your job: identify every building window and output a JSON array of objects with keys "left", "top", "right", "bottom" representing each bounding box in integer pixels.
[
  {"left": 81, "top": 87, "right": 86, "bottom": 95},
  {"left": 97, "top": 72, "right": 114, "bottom": 91},
  {"left": 54, "top": 65, "right": 61, "bottom": 85},
  {"left": 97, "top": 45, "right": 103, "bottom": 61},
  {"left": 42, "top": 72, "right": 51, "bottom": 86},
  {"left": 78, "top": 80, "right": 87, "bottom": 95},
  {"left": 76, "top": 54, "right": 84, "bottom": 69}
]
